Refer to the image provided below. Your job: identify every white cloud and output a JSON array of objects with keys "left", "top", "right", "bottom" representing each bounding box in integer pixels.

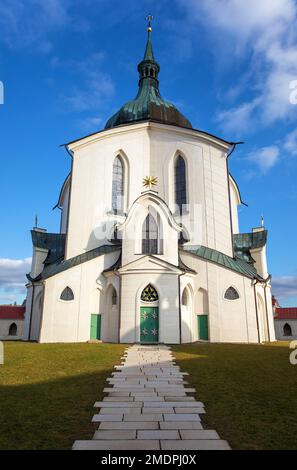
[
  {"left": 216, "top": 99, "right": 260, "bottom": 135},
  {"left": 0, "top": 0, "right": 71, "bottom": 51},
  {"left": 0, "top": 257, "right": 31, "bottom": 298},
  {"left": 64, "top": 71, "right": 114, "bottom": 113},
  {"left": 283, "top": 128, "right": 297, "bottom": 156},
  {"left": 180, "top": 0, "right": 297, "bottom": 133},
  {"left": 52, "top": 53, "right": 114, "bottom": 113},
  {"left": 273, "top": 276, "right": 297, "bottom": 300},
  {"left": 78, "top": 116, "right": 103, "bottom": 132},
  {"left": 247, "top": 145, "right": 280, "bottom": 173}
]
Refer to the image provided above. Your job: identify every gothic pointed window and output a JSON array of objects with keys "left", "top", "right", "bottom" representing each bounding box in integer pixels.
[
  {"left": 283, "top": 323, "right": 292, "bottom": 336},
  {"left": 141, "top": 284, "right": 159, "bottom": 302},
  {"left": 182, "top": 288, "right": 188, "bottom": 306},
  {"left": 142, "top": 213, "right": 158, "bottom": 254},
  {"left": 60, "top": 287, "right": 74, "bottom": 301},
  {"left": 111, "top": 288, "right": 117, "bottom": 306},
  {"left": 112, "top": 156, "right": 124, "bottom": 213},
  {"left": 224, "top": 286, "right": 239, "bottom": 300},
  {"left": 175, "top": 155, "right": 187, "bottom": 212},
  {"left": 9, "top": 323, "right": 17, "bottom": 336}
]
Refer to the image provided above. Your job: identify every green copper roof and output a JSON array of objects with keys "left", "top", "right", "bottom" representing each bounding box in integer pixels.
[
  {"left": 233, "top": 230, "right": 267, "bottom": 263},
  {"left": 182, "top": 245, "right": 263, "bottom": 280},
  {"left": 105, "top": 29, "right": 192, "bottom": 130},
  {"left": 31, "top": 230, "right": 66, "bottom": 265},
  {"left": 28, "top": 244, "right": 121, "bottom": 281}
]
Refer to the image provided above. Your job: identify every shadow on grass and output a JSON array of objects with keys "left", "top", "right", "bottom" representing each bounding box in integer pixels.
[
  {"left": 0, "top": 342, "right": 126, "bottom": 450},
  {"left": 172, "top": 342, "right": 297, "bottom": 450},
  {"left": 1, "top": 342, "right": 296, "bottom": 450},
  {"left": 0, "top": 371, "right": 113, "bottom": 450}
]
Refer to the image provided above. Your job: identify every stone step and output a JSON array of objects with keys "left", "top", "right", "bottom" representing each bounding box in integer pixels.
[
  {"left": 92, "top": 414, "right": 123, "bottom": 422},
  {"left": 137, "top": 430, "right": 180, "bottom": 440},
  {"left": 164, "top": 414, "right": 201, "bottom": 421},
  {"left": 160, "top": 421, "right": 203, "bottom": 430},
  {"left": 142, "top": 401, "right": 204, "bottom": 408},
  {"left": 93, "top": 430, "right": 136, "bottom": 440},
  {"left": 73, "top": 440, "right": 160, "bottom": 450},
  {"left": 179, "top": 430, "right": 220, "bottom": 440},
  {"left": 99, "top": 422, "right": 159, "bottom": 430},
  {"left": 94, "top": 401, "right": 142, "bottom": 408},
  {"left": 160, "top": 440, "right": 231, "bottom": 450}
]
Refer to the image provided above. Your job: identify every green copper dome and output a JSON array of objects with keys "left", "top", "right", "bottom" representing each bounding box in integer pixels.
[{"left": 105, "top": 28, "right": 192, "bottom": 130}]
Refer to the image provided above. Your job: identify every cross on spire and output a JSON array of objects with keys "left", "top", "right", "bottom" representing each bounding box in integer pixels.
[{"left": 146, "top": 14, "right": 154, "bottom": 33}]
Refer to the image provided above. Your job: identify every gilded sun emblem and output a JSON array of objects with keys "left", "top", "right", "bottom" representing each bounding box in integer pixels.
[{"left": 142, "top": 176, "right": 158, "bottom": 190}]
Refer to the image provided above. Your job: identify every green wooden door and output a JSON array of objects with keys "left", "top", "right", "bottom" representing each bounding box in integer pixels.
[
  {"left": 198, "top": 315, "right": 209, "bottom": 340},
  {"left": 140, "top": 307, "right": 158, "bottom": 343},
  {"left": 90, "top": 314, "right": 101, "bottom": 340}
]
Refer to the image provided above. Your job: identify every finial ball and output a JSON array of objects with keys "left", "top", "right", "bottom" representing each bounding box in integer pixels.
[{"left": 147, "top": 26, "right": 152, "bottom": 32}]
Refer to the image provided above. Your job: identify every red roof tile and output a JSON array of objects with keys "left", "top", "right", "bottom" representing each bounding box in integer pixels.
[
  {"left": 275, "top": 307, "right": 297, "bottom": 320},
  {"left": 0, "top": 306, "right": 25, "bottom": 320}
]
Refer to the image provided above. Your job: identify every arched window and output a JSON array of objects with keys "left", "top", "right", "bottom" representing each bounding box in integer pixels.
[
  {"left": 283, "top": 323, "right": 292, "bottom": 336},
  {"left": 224, "top": 286, "right": 239, "bottom": 300},
  {"left": 182, "top": 288, "right": 188, "bottom": 306},
  {"left": 112, "top": 155, "right": 124, "bottom": 213},
  {"left": 112, "top": 288, "right": 117, "bottom": 305},
  {"left": 60, "top": 287, "right": 74, "bottom": 301},
  {"left": 9, "top": 323, "right": 17, "bottom": 336},
  {"left": 175, "top": 155, "right": 187, "bottom": 212},
  {"left": 141, "top": 284, "right": 159, "bottom": 302},
  {"left": 142, "top": 213, "right": 158, "bottom": 254}
]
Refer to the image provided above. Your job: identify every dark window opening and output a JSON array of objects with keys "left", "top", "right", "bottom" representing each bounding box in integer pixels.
[
  {"left": 224, "top": 286, "right": 239, "bottom": 300},
  {"left": 60, "top": 287, "right": 74, "bottom": 301},
  {"left": 9, "top": 323, "right": 17, "bottom": 336},
  {"left": 142, "top": 213, "right": 158, "bottom": 254}
]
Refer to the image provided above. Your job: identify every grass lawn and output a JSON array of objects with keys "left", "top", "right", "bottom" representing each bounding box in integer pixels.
[
  {"left": 0, "top": 342, "right": 126, "bottom": 450},
  {"left": 173, "top": 342, "right": 297, "bottom": 450}
]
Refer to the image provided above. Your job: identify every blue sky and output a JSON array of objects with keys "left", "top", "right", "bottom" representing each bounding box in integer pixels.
[{"left": 0, "top": 0, "right": 297, "bottom": 306}]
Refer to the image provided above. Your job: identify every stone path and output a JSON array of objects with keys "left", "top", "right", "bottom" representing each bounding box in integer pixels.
[{"left": 73, "top": 345, "right": 230, "bottom": 450}]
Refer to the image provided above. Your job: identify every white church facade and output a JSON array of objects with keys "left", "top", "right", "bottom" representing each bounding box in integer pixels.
[{"left": 23, "top": 26, "right": 275, "bottom": 344}]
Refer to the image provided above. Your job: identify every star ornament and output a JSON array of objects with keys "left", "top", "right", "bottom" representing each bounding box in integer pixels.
[{"left": 142, "top": 176, "right": 158, "bottom": 190}]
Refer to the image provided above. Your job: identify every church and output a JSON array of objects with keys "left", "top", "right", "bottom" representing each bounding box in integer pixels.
[{"left": 23, "top": 24, "right": 275, "bottom": 344}]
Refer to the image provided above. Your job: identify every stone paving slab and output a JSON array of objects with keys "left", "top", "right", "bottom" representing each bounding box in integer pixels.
[
  {"left": 161, "top": 440, "right": 231, "bottom": 450},
  {"left": 160, "top": 421, "right": 203, "bottom": 430},
  {"left": 92, "top": 414, "right": 123, "bottom": 422},
  {"left": 93, "top": 430, "right": 136, "bottom": 440},
  {"left": 137, "top": 430, "right": 180, "bottom": 440},
  {"left": 73, "top": 345, "right": 231, "bottom": 451},
  {"left": 73, "top": 440, "right": 160, "bottom": 450},
  {"left": 99, "top": 422, "right": 159, "bottom": 430}
]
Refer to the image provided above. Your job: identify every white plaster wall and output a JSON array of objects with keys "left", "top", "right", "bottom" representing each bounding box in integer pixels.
[
  {"left": 39, "top": 250, "right": 120, "bottom": 343},
  {"left": 180, "top": 251, "right": 260, "bottom": 343},
  {"left": 229, "top": 177, "right": 240, "bottom": 234},
  {"left": 66, "top": 122, "right": 233, "bottom": 260},
  {"left": 119, "top": 272, "right": 180, "bottom": 344},
  {"left": 120, "top": 193, "right": 180, "bottom": 267},
  {"left": 23, "top": 284, "right": 44, "bottom": 341},
  {"left": 30, "top": 247, "right": 48, "bottom": 278},
  {"left": 66, "top": 126, "right": 151, "bottom": 259},
  {"left": 0, "top": 319, "right": 23, "bottom": 340},
  {"left": 251, "top": 246, "right": 269, "bottom": 279},
  {"left": 60, "top": 182, "right": 70, "bottom": 234},
  {"left": 274, "top": 319, "right": 297, "bottom": 340}
]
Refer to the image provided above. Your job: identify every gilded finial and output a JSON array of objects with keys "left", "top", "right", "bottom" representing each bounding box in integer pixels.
[
  {"left": 146, "top": 14, "right": 154, "bottom": 33},
  {"left": 142, "top": 176, "right": 158, "bottom": 190}
]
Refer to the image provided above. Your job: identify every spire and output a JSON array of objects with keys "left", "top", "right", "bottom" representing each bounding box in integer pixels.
[
  {"left": 104, "top": 16, "right": 192, "bottom": 130},
  {"left": 137, "top": 15, "right": 160, "bottom": 86},
  {"left": 143, "top": 15, "right": 155, "bottom": 61}
]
